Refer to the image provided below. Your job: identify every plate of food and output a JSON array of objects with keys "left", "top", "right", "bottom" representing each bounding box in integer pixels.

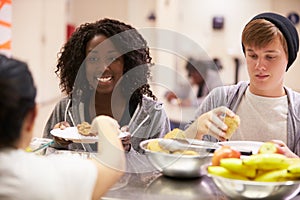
[
  {"left": 50, "top": 122, "right": 98, "bottom": 143},
  {"left": 50, "top": 121, "right": 130, "bottom": 143},
  {"left": 50, "top": 127, "right": 98, "bottom": 143}
]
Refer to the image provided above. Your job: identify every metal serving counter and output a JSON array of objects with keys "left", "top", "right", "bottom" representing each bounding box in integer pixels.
[
  {"left": 103, "top": 172, "right": 226, "bottom": 200},
  {"left": 45, "top": 147, "right": 300, "bottom": 200},
  {"left": 101, "top": 150, "right": 226, "bottom": 200}
]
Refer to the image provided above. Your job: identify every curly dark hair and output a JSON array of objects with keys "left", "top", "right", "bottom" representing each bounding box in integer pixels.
[{"left": 56, "top": 18, "right": 156, "bottom": 115}]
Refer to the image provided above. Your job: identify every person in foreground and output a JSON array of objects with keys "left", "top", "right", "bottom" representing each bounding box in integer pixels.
[
  {"left": 43, "top": 18, "right": 170, "bottom": 152},
  {"left": 185, "top": 12, "right": 300, "bottom": 158},
  {"left": 0, "top": 55, "right": 125, "bottom": 199}
]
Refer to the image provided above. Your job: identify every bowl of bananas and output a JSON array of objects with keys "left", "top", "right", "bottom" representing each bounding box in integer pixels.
[{"left": 207, "top": 148, "right": 300, "bottom": 200}]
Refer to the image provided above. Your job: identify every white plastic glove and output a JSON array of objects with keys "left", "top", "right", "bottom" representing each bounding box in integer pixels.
[{"left": 185, "top": 106, "right": 235, "bottom": 141}]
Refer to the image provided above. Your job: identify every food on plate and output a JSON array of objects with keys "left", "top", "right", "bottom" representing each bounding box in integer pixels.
[
  {"left": 258, "top": 141, "right": 284, "bottom": 154},
  {"left": 77, "top": 122, "right": 96, "bottom": 136},
  {"left": 224, "top": 114, "right": 240, "bottom": 138},
  {"left": 211, "top": 145, "right": 241, "bottom": 166},
  {"left": 163, "top": 128, "right": 186, "bottom": 139}
]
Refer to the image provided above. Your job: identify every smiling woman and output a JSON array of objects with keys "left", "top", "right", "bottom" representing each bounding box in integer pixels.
[
  {"left": 43, "top": 18, "right": 170, "bottom": 153},
  {"left": 85, "top": 35, "right": 124, "bottom": 96}
]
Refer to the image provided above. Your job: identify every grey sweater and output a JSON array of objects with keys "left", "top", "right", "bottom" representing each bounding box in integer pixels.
[
  {"left": 43, "top": 95, "right": 170, "bottom": 152},
  {"left": 191, "top": 81, "right": 300, "bottom": 156}
]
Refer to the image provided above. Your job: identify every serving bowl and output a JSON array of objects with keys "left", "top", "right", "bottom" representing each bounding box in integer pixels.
[
  {"left": 140, "top": 138, "right": 212, "bottom": 178},
  {"left": 209, "top": 174, "right": 300, "bottom": 200}
]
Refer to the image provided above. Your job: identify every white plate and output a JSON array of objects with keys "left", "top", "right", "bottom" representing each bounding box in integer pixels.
[
  {"left": 50, "top": 127, "right": 98, "bottom": 143},
  {"left": 218, "top": 141, "right": 264, "bottom": 154}
]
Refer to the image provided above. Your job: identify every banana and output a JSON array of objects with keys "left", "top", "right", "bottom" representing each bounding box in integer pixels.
[
  {"left": 242, "top": 153, "right": 290, "bottom": 170},
  {"left": 256, "top": 169, "right": 273, "bottom": 177},
  {"left": 220, "top": 158, "right": 256, "bottom": 178},
  {"left": 207, "top": 166, "right": 249, "bottom": 180},
  {"left": 254, "top": 169, "right": 299, "bottom": 182},
  {"left": 287, "top": 164, "right": 300, "bottom": 175}
]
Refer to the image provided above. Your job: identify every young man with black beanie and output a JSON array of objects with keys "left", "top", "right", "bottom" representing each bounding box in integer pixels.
[{"left": 185, "top": 12, "right": 300, "bottom": 158}]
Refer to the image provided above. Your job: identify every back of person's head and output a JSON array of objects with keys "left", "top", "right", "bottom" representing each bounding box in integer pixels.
[
  {"left": 242, "top": 12, "right": 299, "bottom": 71},
  {"left": 0, "top": 55, "right": 36, "bottom": 148}
]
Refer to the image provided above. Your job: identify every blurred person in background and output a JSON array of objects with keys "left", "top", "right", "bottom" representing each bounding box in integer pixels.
[{"left": 165, "top": 57, "right": 223, "bottom": 107}]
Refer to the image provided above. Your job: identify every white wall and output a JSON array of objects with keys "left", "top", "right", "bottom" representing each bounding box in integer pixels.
[
  {"left": 12, "top": 0, "right": 66, "bottom": 137},
  {"left": 70, "top": 0, "right": 129, "bottom": 25},
  {"left": 273, "top": 0, "right": 300, "bottom": 91}
]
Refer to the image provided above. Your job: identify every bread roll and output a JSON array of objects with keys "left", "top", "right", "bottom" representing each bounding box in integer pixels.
[
  {"left": 163, "top": 128, "right": 186, "bottom": 139},
  {"left": 77, "top": 121, "right": 96, "bottom": 136},
  {"left": 224, "top": 115, "right": 240, "bottom": 139},
  {"left": 147, "top": 140, "right": 169, "bottom": 153}
]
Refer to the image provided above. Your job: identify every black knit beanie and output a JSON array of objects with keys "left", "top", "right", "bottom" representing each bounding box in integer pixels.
[{"left": 243, "top": 12, "right": 299, "bottom": 71}]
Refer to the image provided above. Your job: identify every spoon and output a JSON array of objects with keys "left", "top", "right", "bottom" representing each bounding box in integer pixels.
[
  {"left": 158, "top": 139, "right": 214, "bottom": 153},
  {"left": 158, "top": 139, "right": 252, "bottom": 155}
]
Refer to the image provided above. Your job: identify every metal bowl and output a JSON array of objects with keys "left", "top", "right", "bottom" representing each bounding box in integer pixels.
[
  {"left": 209, "top": 174, "right": 300, "bottom": 200},
  {"left": 140, "top": 138, "right": 212, "bottom": 178}
]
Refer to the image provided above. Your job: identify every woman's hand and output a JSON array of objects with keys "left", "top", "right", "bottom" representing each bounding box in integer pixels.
[
  {"left": 121, "top": 134, "right": 131, "bottom": 152},
  {"left": 270, "top": 140, "right": 299, "bottom": 158},
  {"left": 186, "top": 106, "right": 236, "bottom": 141},
  {"left": 120, "top": 126, "right": 131, "bottom": 152},
  {"left": 53, "top": 121, "right": 73, "bottom": 146}
]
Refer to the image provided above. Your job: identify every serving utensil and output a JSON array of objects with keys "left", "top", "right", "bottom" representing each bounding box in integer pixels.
[
  {"left": 158, "top": 139, "right": 215, "bottom": 153},
  {"left": 32, "top": 140, "right": 54, "bottom": 153},
  {"left": 159, "top": 138, "right": 252, "bottom": 155}
]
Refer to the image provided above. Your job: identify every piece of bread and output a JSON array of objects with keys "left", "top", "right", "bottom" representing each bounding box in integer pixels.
[
  {"left": 77, "top": 122, "right": 96, "bottom": 136},
  {"left": 224, "top": 115, "right": 240, "bottom": 139},
  {"left": 147, "top": 140, "right": 169, "bottom": 153},
  {"left": 172, "top": 150, "right": 199, "bottom": 156},
  {"left": 163, "top": 128, "right": 186, "bottom": 139}
]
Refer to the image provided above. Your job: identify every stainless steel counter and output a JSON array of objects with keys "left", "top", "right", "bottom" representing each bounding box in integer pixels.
[
  {"left": 103, "top": 172, "right": 227, "bottom": 200},
  {"left": 45, "top": 147, "right": 300, "bottom": 200},
  {"left": 102, "top": 150, "right": 227, "bottom": 200}
]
